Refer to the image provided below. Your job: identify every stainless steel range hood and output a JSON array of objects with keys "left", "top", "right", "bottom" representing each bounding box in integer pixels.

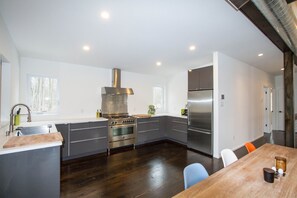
[{"left": 101, "top": 68, "right": 134, "bottom": 95}]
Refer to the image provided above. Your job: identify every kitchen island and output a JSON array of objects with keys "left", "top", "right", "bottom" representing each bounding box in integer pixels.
[{"left": 0, "top": 123, "right": 63, "bottom": 198}]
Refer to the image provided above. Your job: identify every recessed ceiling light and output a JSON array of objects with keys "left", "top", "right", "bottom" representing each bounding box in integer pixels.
[
  {"left": 258, "top": 53, "right": 263, "bottom": 57},
  {"left": 82, "top": 45, "right": 90, "bottom": 51},
  {"left": 189, "top": 69, "right": 192, "bottom": 72},
  {"left": 156, "top": 61, "right": 162, "bottom": 66},
  {"left": 100, "top": 11, "right": 110, "bottom": 19},
  {"left": 189, "top": 45, "right": 196, "bottom": 51},
  {"left": 281, "top": 68, "right": 284, "bottom": 71}
]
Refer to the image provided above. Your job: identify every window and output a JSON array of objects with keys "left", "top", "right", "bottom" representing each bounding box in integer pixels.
[
  {"left": 153, "top": 86, "right": 164, "bottom": 112},
  {"left": 28, "top": 75, "right": 59, "bottom": 114}
]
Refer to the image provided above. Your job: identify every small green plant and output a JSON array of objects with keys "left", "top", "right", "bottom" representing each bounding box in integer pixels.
[{"left": 148, "top": 105, "right": 156, "bottom": 115}]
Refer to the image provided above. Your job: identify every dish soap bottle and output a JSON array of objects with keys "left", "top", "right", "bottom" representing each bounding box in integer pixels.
[
  {"left": 14, "top": 108, "right": 21, "bottom": 126},
  {"left": 96, "top": 109, "right": 100, "bottom": 118}
]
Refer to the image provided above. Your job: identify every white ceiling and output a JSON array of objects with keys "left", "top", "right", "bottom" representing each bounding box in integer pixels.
[{"left": 0, "top": 0, "right": 283, "bottom": 76}]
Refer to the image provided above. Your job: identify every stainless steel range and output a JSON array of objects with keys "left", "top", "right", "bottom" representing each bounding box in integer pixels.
[
  {"left": 101, "top": 68, "right": 136, "bottom": 154},
  {"left": 106, "top": 115, "right": 136, "bottom": 154}
]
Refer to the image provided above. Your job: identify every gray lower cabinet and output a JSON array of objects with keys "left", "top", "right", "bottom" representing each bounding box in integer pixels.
[
  {"left": 0, "top": 146, "right": 60, "bottom": 198},
  {"left": 56, "top": 121, "right": 108, "bottom": 160},
  {"left": 69, "top": 121, "right": 108, "bottom": 157},
  {"left": 167, "top": 117, "right": 187, "bottom": 144},
  {"left": 136, "top": 117, "right": 165, "bottom": 144},
  {"left": 55, "top": 123, "right": 69, "bottom": 158}
]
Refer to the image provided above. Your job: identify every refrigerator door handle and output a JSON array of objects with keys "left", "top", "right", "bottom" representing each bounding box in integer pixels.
[
  {"left": 188, "top": 127, "right": 211, "bottom": 135},
  {"left": 187, "top": 104, "right": 191, "bottom": 125}
]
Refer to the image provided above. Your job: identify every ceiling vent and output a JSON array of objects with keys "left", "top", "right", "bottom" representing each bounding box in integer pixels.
[{"left": 252, "top": 0, "right": 297, "bottom": 54}]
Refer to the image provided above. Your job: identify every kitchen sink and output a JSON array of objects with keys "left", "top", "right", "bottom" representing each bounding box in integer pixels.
[{"left": 15, "top": 125, "right": 53, "bottom": 136}]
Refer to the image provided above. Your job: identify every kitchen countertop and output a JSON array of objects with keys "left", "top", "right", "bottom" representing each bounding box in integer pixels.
[
  {"left": 31, "top": 117, "right": 108, "bottom": 124},
  {"left": 151, "top": 113, "right": 187, "bottom": 119},
  {"left": 0, "top": 122, "right": 62, "bottom": 155},
  {"left": 0, "top": 114, "right": 184, "bottom": 155},
  {"left": 132, "top": 113, "right": 187, "bottom": 119}
]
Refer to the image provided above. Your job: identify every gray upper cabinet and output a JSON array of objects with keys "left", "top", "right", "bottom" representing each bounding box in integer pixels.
[
  {"left": 188, "top": 66, "right": 213, "bottom": 91},
  {"left": 188, "top": 69, "right": 200, "bottom": 91}
]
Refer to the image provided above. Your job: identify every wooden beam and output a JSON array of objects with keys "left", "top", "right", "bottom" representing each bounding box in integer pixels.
[
  {"left": 225, "top": 0, "right": 250, "bottom": 10},
  {"left": 284, "top": 51, "right": 295, "bottom": 147},
  {"left": 227, "top": 0, "right": 290, "bottom": 52},
  {"left": 241, "top": 1, "right": 290, "bottom": 52}
]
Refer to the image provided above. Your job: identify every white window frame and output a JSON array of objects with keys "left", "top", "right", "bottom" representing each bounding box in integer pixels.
[
  {"left": 27, "top": 74, "right": 60, "bottom": 115},
  {"left": 153, "top": 86, "right": 165, "bottom": 113}
]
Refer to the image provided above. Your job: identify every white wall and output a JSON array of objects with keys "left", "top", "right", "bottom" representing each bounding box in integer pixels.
[
  {"left": 0, "top": 14, "right": 20, "bottom": 117},
  {"left": 19, "top": 57, "right": 166, "bottom": 120},
  {"left": 121, "top": 71, "right": 166, "bottom": 114},
  {"left": 213, "top": 52, "right": 274, "bottom": 158},
  {"left": 167, "top": 63, "right": 213, "bottom": 115},
  {"left": 167, "top": 71, "right": 187, "bottom": 114}
]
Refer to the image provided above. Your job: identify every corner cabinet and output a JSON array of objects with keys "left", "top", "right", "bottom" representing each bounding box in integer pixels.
[
  {"left": 167, "top": 117, "right": 187, "bottom": 145},
  {"left": 136, "top": 117, "right": 165, "bottom": 145},
  {"left": 188, "top": 66, "right": 213, "bottom": 91},
  {"left": 55, "top": 124, "right": 69, "bottom": 159},
  {"left": 56, "top": 121, "right": 108, "bottom": 160}
]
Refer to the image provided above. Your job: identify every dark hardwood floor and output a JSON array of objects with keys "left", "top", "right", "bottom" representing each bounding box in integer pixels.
[{"left": 60, "top": 131, "right": 286, "bottom": 198}]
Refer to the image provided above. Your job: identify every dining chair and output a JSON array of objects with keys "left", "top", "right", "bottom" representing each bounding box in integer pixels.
[
  {"left": 245, "top": 142, "right": 256, "bottom": 153},
  {"left": 183, "top": 163, "right": 209, "bottom": 189},
  {"left": 221, "top": 149, "right": 238, "bottom": 167}
]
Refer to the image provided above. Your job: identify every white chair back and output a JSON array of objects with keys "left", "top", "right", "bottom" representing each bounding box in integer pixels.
[{"left": 221, "top": 149, "right": 238, "bottom": 167}]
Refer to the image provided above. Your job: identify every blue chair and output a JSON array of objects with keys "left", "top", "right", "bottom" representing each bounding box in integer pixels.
[{"left": 183, "top": 163, "right": 209, "bottom": 189}]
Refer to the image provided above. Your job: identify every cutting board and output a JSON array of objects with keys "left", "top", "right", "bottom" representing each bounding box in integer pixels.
[
  {"left": 133, "top": 114, "right": 152, "bottom": 118},
  {"left": 3, "top": 133, "right": 63, "bottom": 148}
]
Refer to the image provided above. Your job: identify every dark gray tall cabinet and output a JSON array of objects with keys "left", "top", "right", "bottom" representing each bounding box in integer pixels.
[{"left": 188, "top": 66, "right": 213, "bottom": 90}]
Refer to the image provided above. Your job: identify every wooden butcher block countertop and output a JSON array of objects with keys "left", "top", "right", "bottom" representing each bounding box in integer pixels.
[
  {"left": 133, "top": 114, "right": 152, "bottom": 118},
  {"left": 3, "top": 132, "right": 63, "bottom": 149}
]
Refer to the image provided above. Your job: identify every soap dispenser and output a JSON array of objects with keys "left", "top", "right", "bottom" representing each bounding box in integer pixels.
[{"left": 96, "top": 109, "right": 100, "bottom": 118}]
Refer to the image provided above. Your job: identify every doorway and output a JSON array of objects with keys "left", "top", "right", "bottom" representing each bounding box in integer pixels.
[
  {"left": 274, "top": 88, "right": 285, "bottom": 131},
  {"left": 263, "top": 87, "right": 273, "bottom": 133}
]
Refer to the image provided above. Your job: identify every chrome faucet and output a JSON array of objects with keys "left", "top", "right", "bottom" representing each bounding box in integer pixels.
[{"left": 7, "top": 103, "right": 32, "bottom": 136}]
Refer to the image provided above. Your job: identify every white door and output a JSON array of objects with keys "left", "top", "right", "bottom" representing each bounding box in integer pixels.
[
  {"left": 263, "top": 88, "right": 273, "bottom": 133},
  {"left": 276, "top": 88, "right": 285, "bottom": 131}
]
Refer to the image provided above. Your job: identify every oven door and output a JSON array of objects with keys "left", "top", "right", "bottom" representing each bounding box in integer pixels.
[{"left": 109, "top": 124, "right": 135, "bottom": 142}]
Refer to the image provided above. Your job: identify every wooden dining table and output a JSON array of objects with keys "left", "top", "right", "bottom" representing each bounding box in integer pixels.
[{"left": 174, "top": 144, "right": 297, "bottom": 198}]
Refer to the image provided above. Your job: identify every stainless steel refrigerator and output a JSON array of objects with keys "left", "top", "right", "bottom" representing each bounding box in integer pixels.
[{"left": 187, "top": 90, "right": 213, "bottom": 155}]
